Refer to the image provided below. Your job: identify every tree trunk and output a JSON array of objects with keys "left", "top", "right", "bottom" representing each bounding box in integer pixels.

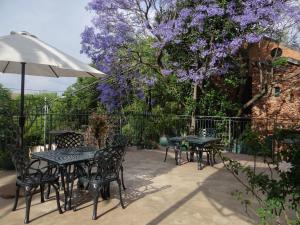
[
  {"left": 190, "top": 83, "right": 198, "bottom": 134},
  {"left": 237, "top": 86, "right": 267, "bottom": 116}
]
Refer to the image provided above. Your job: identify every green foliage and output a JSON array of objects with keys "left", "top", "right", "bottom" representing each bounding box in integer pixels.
[
  {"left": 272, "top": 57, "right": 288, "bottom": 68},
  {"left": 51, "top": 77, "right": 100, "bottom": 113},
  {"left": 0, "top": 84, "right": 16, "bottom": 169},
  {"left": 220, "top": 128, "right": 300, "bottom": 224},
  {"left": 198, "top": 87, "right": 240, "bottom": 116}
]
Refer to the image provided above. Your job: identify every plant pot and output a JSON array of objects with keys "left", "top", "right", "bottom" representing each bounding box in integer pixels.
[{"left": 159, "top": 135, "right": 168, "bottom": 146}]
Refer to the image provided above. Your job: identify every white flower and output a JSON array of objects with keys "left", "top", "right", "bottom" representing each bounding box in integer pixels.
[{"left": 278, "top": 161, "right": 293, "bottom": 173}]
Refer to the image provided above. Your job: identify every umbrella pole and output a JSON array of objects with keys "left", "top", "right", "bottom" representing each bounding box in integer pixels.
[{"left": 19, "top": 62, "right": 26, "bottom": 151}]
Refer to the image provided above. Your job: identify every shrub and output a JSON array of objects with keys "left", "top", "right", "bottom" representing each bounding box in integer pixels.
[{"left": 220, "top": 128, "right": 300, "bottom": 224}]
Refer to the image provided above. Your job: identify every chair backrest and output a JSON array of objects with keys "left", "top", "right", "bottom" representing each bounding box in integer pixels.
[
  {"left": 200, "top": 128, "right": 216, "bottom": 138},
  {"left": 11, "top": 152, "right": 31, "bottom": 181},
  {"left": 106, "top": 134, "right": 128, "bottom": 149},
  {"left": 93, "top": 146, "right": 123, "bottom": 179},
  {"left": 55, "top": 132, "right": 84, "bottom": 149}
]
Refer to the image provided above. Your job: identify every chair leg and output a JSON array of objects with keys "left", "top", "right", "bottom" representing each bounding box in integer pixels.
[
  {"left": 100, "top": 184, "right": 110, "bottom": 200},
  {"left": 190, "top": 151, "right": 195, "bottom": 162},
  {"left": 213, "top": 151, "right": 217, "bottom": 164},
  {"left": 24, "top": 188, "right": 32, "bottom": 224},
  {"left": 12, "top": 185, "right": 20, "bottom": 211},
  {"left": 92, "top": 192, "right": 99, "bottom": 220},
  {"left": 175, "top": 148, "right": 179, "bottom": 165},
  {"left": 164, "top": 147, "right": 169, "bottom": 162},
  {"left": 186, "top": 151, "right": 189, "bottom": 162},
  {"left": 46, "top": 183, "right": 51, "bottom": 199},
  {"left": 107, "top": 183, "right": 111, "bottom": 198},
  {"left": 206, "top": 152, "right": 210, "bottom": 165},
  {"left": 178, "top": 150, "right": 182, "bottom": 165},
  {"left": 40, "top": 184, "right": 45, "bottom": 203},
  {"left": 51, "top": 182, "right": 63, "bottom": 214},
  {"left": 117, "top": 179, "right": 125, "bottom": 209},
  {"left": 121, "top": 165, "right": 126, "bottom": 190}
]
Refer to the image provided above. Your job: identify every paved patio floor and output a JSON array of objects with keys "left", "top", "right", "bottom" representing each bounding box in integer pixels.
[{"left": 0, "top": 148, "right": 259, "bottom": 225}]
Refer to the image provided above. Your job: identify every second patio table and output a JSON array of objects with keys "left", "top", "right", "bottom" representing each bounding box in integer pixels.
[
  {"left": 167, "top": 135, "right": 220, "bottom": 169},
  {"left": 31, "top": 147, "right": 97, "bottom": 210}
]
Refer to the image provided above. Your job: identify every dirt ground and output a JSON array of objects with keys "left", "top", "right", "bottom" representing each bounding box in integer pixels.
[{"left": 0, "top": 148, "right": 260, "bottom": 225}]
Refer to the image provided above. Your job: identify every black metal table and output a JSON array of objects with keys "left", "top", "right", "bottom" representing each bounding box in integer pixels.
[
  {"left": 168, "top": 135, "right": 220, "bottom": 169},
  {"left": 31, "top": 147, "right": 97, "bottom": 210}
]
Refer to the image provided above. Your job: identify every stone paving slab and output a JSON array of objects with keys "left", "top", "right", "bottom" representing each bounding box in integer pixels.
[{"left": 0, "top": 148, "right": 258, "bottom": 225}]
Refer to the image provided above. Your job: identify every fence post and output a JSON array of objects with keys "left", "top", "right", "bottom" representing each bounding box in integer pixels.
[
  {"left": 228, "top": 117, "right": 232, "bottom": 151},
  {"left": 49, "top": 113, "right": 53, "bottom": 150},
  {"left": 43, "top": 97, "right": 48, "bottom": 150}
]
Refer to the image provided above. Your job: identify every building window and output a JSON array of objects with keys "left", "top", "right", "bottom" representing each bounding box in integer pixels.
[
  {"left": 274, "top": 87, "right": 281, "bottom": 97},
  {"left": 271, "top": 48, "right": 283, "bottom": 58}
]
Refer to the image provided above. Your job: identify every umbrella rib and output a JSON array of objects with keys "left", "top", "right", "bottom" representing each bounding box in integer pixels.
[
  {"left": 49, "top": 65, "right": 59, "bottom": 78},
  {"left": 2, "top": 61, "right": 10, "bottom": 73},
  {"left": 86, "top": 72, "right": 96, "bottom": 78}
]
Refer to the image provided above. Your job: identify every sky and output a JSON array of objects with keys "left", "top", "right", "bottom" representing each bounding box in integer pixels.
[{"left": 0, "top": 0, "right": 93, "bottom": 94}]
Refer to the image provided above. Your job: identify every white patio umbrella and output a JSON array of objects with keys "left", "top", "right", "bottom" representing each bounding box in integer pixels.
[{"left": 0, "top": 31, "right": 105, "bottom": 150}]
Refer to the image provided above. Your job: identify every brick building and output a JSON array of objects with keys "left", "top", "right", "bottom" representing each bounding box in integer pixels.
[{"left": 249, "top": 38, "right": 300, "bottom": 131}]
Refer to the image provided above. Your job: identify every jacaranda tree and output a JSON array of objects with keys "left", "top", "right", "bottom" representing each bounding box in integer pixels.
[{"left": 81, "top": 0, "right": 300, "bottom": 114}]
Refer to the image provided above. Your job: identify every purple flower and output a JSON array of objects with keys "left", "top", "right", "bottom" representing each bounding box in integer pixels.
[
  {"left": 179, "top": 8, "right": 192, "bottom": 19},
  {"left": 245, "top": 33, "right": 262, "bottom": 43},
  {"left": 143, "top": 77, "right": 157, "bottom": 87},
  {"left": 190, "top": 39, "right": 207, "bottom": 52},
  {"left": 136, "top": 90, "right": 145, "bottom": 100},
  {"left": 229, "top": 38, "right": 243, "bottom": 54},
  {"left": 161, "top": 69, "right": 172, "bottom": 76}
]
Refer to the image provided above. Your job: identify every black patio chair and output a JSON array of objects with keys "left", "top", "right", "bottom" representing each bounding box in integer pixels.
[
  {"left": 76, "top": 147, "right": 126, "bottom": 219},
  {"left": 11, "top": 152, "right": 62, "bottom": 224},
  {"left": 46, "top": 132, "right": 86, "bottom": 199},
  {"left": 105, "top": 134, "right": 127, "bottom": 190},
  {"left": 54, "top": 132, "right": 84, "bottom": 149},
  {"left": 77, "top": 134, "right": 128, "bottom": 191},
  {"left": 199, "top": 128, "right": 217, "bottom": 166}
]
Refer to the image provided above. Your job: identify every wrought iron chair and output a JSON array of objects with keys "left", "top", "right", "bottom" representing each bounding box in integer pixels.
[
  {"left": 11, "top": 152, "right": 62, "bottom": 224},
  {"left": 92, "top": 147, "right": 125, "bottom": 219},
  {"left": 77, "top": 134, "right": 128, "bottom": 191},
  {"left": 105, "top": 134, "right": 127, "bottom": 189},
  {"left": 76, "top": 147, "right": 126, "bottom": 219},
  {"left": 54, "top": 132, "right": 84, "bottom": 149},
  {"left": 46, "top": 131, "right": 85, "bottom": 199},
  {"left": 199, "top": 128, "right": 217, "bottom": 166}
]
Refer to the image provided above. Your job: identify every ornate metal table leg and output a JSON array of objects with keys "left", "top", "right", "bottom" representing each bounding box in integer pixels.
[
  {"left": 196, "top": 147, "right": 203, "bottom": 170},
  {"left": 178, "top": 148, "right": 182, "bottom": 165},
  {"left": 60, "top": 167, "right": 67, "bottom": 211},
  {"left": 68, "top": 165, "right": 76, "bottom": 210},
  {"left": 164, "top": 147, "right": 169, "bottom": 162},
  {"left": 175, "top": 146, "right": 179, "bottom": 165},
  {"left": 209, "top": 149, "right": 214, "bottom": 166}
]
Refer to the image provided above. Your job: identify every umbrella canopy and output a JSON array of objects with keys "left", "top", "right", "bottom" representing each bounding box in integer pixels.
[
  {"left": 0, "top": 31, "right": 105, "bottom": 150},
  {"left": 0, "top": 31, "right": 104, "bottom": 77}
]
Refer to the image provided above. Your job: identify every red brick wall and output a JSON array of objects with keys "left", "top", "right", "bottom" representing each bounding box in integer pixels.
[{"left": 250, "top": 39, "right": 300, "bottom": 131}]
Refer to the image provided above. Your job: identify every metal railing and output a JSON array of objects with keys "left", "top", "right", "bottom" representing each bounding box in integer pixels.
[{"left": 1, "top": 111, "right": 299, "bottom": 153}]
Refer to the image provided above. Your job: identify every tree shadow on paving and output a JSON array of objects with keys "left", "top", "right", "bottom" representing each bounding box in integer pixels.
[
  {"left": 0, "top": 193, "right": 62, "bottom": 221},
  {"left": 145, "top": 154, "right": 262, "bottom": 225},
  {"left": 67, "top": 149, "right": 176, "bottom": 213}
]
